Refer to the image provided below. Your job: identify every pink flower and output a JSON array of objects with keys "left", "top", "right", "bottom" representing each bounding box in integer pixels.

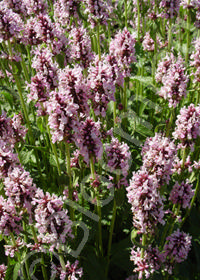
[
  {"left": 169, "top": 180, "right": 194, "bottom": 208},
  {"left": 163, "top": 229, "right": 192, "bottom": 273},
  {"left": 0, "top": 264, "right": 7, "bottom": 279},
  {"left": 141, "top": 133, "right": 177, "bottom": 184},
  {"left": 74, "top": 117, "right": 103, "bottom": 164},
  {"left": 127, "top": 170, "right": 165, "bottom": 233},
  {"left": 109, "top": 28, "right": 136, "bottom": 77},
  {"left": 87, "top": 55, "right": 115, "bottom": 117},
  {"left": 172, "top": 103, "right": 200, "bottom": 147}
]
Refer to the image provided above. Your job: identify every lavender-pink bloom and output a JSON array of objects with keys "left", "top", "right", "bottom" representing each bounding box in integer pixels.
[
  {"left": 0, "top": 196, "right": 22, "bottom": 236},
  {"left": 105, "top": 137, "right": 131, "bottom": 177},
  {"left": 32, "top": 47, "right": 58, "bottom": 90},
  {"left": 58, "top": 65, "right": 90, "bottom": 116},
  {"left": 74, "top": 117, "right": 103, "bottom": 164},
  {"left": 4, "top": 166, "right": 37, "bottom": 213},
  {"left": 159, "top": 0, "right": 180, "bottom": 19},
  {"left": 23, "top": 0, "right": 48, "bottom": 15},
  {"left": 51, "top": 260, "right": 83, "bottom": 280},
  {"left": 32, "top": 189, "right": 73, "bottom": 247},
  {"left": 87, "top": 55, "right": 115, "bottom": 117},
  {"left": 69, "top": 26, "right": 94, "bottom": 69},
  {"left": 54, "top": 0, "right": 80, "bottom": 26},
  {"left": 106, "top": 54, "right": 124, "bottom": 87},
  {"left": 126, "top": 170, "right": 165, "bottom": 233},
  {"left": 4, "top": 237, "right": 25, "bottom": 257},
  {"left": 157, "top": 55, "right": 188, "bottom": 108},
  {"left": 0, "top": 141, "right": 19, "bottom": 178},
  {"left": 47, "top": 89, "right": 79, "bottom": 143},
  {"left": 0, "top": 264, "right": 7, "bottom": 279},
  {"left": 131, "top": 245, "right": 164, "bottom": 279},
  {"left": 190, "top": 38, "right": 200, "bottom": 83},
  {"left": 109, "top": 28, "right": 136, "bottom": 77},
  {"left": 142, "top": 32, "right": 155, "bottom": 52},
  {"left": 141, "top": 133, "right": 177, "bottom": 184},
  {"left": 22, "top": 14, "right": 56, "bottom": 45},
  {"left": 83, "top": 0, "right": 112, "bottom": 28},
  {"left": 172, "top": 103, "right": 200, "bottom": 147},
  {"left": 163, "top": 229, "right": 192, "bottom": 273},
  {"left": 27, "top": 73, "right": 50, "bottom": 115},
  {"left": 169, "top": 180, "right": 194, "bottom": 208},
  {"left": 0, "top": 4, "right": 23, "bottom": 42}
]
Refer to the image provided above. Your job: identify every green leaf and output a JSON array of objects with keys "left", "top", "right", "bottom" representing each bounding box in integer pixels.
[
  {"left": 13, "top": 263, "right": 21, "bottom": 280},
  {"left": 5, "top": 264, "right": 14, "bottom": 280},
  {"left": 0, "top": 90, "right": 14, "bottom": 108}
]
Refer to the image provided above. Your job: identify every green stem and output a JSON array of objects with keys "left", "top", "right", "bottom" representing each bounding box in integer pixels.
[
  {"left": 166, "top": 110, "right": 174, "bottom": 137},
  {"left": 22, "top": 221, "right": 31, "bottom": 280},
  {"left": 141, "top": 234, "right": 147, "bottom": 280},
  {"left": 96, "top": 24, "right": 101, "bottom": 60},
  {"left": 58, "top": 247, "right": 66, "bottom": 271},
  {"left": 181, "top": 175, "right": 200, "bottom": 228},
  {"left": 10, "top": 232, "right": 28, "bottom": 280},
  {"left": 123, "top": 79, "right": 127, "bottom": 112},
  {"left": 16, "top": 44, "right": 30, "bottom": 83},
  {"left": 31, "top": 226, "right": 48, "bottom": 280},
  {"left": 47, "top": 124, "right": 62, "bottom": 176},
  {"left": 137, "top": 0, "right": 140, "bottom": 40},
  {"left": 186, "top": 0, "right": 191, "bottom": 63},
  {"left": 66, "top": 142, "right": 74, "bottom": 221},
  {"left": 168, "top": 18, "right": 172, "bottom": 51},
  {"left": 90, "top": 156, "right": 103, "bottom": 256},
  {"left": 105, "top": 198, "right": 117, "bottom": 277},
  {"left": 125, "top": 0, "right": 128, "bottom": 28}
]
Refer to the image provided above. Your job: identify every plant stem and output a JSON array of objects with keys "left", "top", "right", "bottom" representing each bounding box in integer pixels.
[
  {"left": 96, "top": 23, "right": 101, "bottom": 61},
  {"left": 90, "top": 156, "right": 103, "bottom": 256},
  {"left": 186, "top": 0, "right": 191, "bottom": 63},
  {"left": 181, "top": 175, "right": 200, "bottom": 228},
  {"left": 125, "top": 0, "right": 128, "bottom": 28},
  {"left": 137, "top": 0, "right": 140, "bottom": 40},
  {"left": 168, "top": 18, "right": 172, "bottom": 51},
  {"left": 31, "top": 226, "right": 48, "bottom": 280},
  {"left": 66, "top": 142, "right": 75, "bottom": 221},
  {"left": 47, "top": 124, "right": 62, "bottom": 176},
  {"left": 10, "top": 232, "right": 28, "bottom": 280},
  {"left": 105, "top": 198, "right": 117, "bottom": 277}
]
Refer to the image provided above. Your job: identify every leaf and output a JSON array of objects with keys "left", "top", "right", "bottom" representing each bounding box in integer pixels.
[
  {"left": 130, "top": 75, "right": 156, "bottom": 89},
  {"left": 5, "top": 264, "right": 14, "bottom": 280},
  {"left": 19, "top": 150, "right": 34, "bottom": 165},
  {"left": 13, "top": 263, "right": 21, "bottom": 280},
  {"left": 0, "top": 90, "right": 14, "bottom": 108}
]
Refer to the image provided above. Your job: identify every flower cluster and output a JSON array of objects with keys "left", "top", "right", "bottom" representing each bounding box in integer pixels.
[
  {"left": 47, "top": 90, "right": 79, "bottom": 143},
  {"left": 190, "top": 38, "right": 200, "bottom": 83},
  {"left": 159, "top": 0, "right": 180, "bottom": 18},
  {"left": 156, "top": 54, "right": 188, "bottom": 108},
  {"left": 58, "top": 65, "right": 90, "bottom": 116},
  {"left": 126, "top": 170, "right": 165, "bottom": 234},
  {"left": 0, "top": 3, "right": 23, "bottom": 42},
  {"left": 83, "top": 0, "right": 112, "bottom": 28},
  {"left": 54, "top": 0, "right": 81, "bottom": 26},
  {"left": 109, "top": 27, "right": 136, "bottom": 77},
  {"left": 74, "top": 117, "right": 103, "bottom": 164},
  {"left": 69, "top": 26, "right": 94, "bottom": 69},
  {"left": 169, "top": 180, "right": 194, "bottom": 208},
  {"left": 172, "top": 103, "right": 200, "bottom": 148},
  {"left": 141, "top": 133, "right": 177, "bottom": 184},
  {"left": 87, "top": 55, "right": 115, "bottom": 117},
  {"left": 51, "top": 260, "right": 83, "bottom": 280},
  {"left": 0, "top": 264, "right": 7, "bottom": 280},
  {"left": 105, "top": 137, "right": 131, "bottom": 177},
  {"left": 32, "top": 189, "right": 73, "bottom": 250},
  {"left": 163, "top": 229, "right": 192, "bottom": 273}
]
